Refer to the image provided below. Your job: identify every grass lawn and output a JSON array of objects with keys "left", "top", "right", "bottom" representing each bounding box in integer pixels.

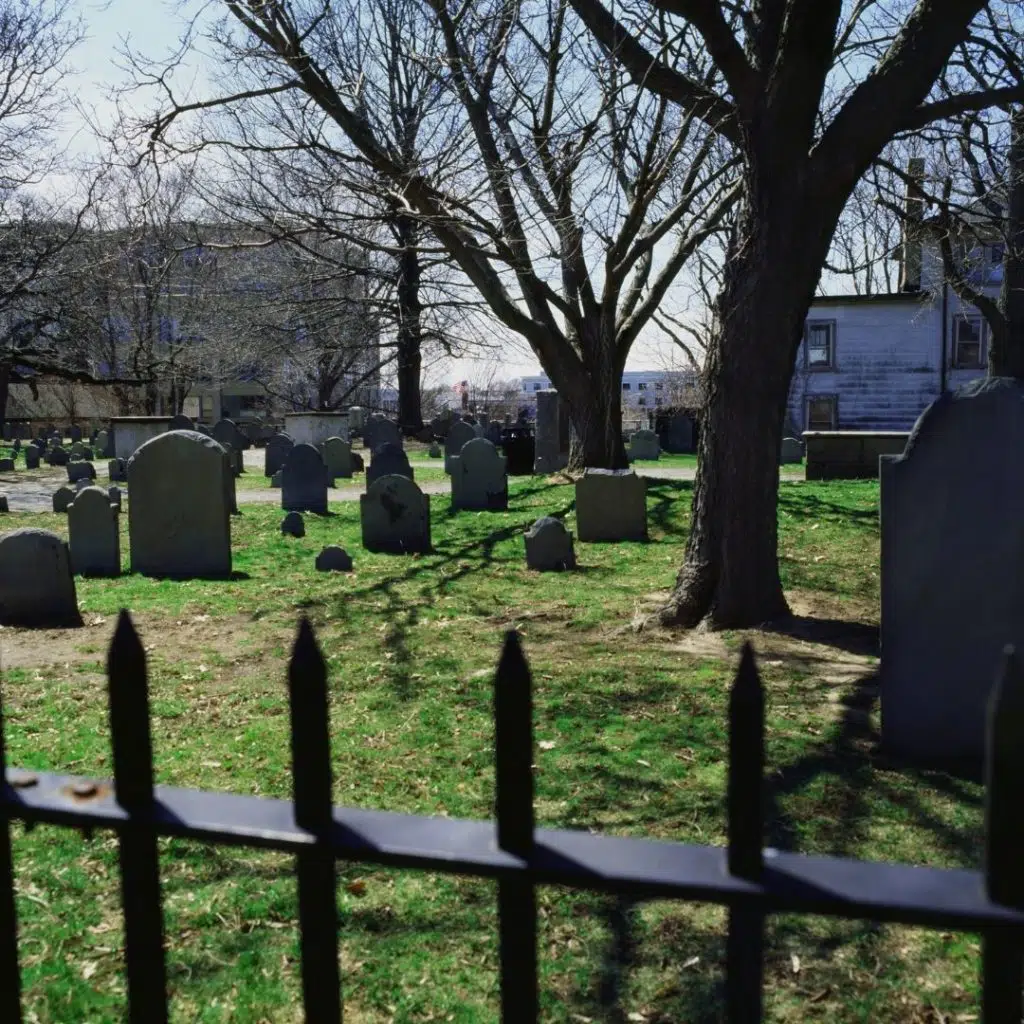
[{"left": 0, "top": 476, "right": 984, "bottom": 1022}]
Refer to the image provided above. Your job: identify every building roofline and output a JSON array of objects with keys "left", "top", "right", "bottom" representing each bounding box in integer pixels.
[{"left": 810, "top": 290, "right": 929, "bottom": 305}]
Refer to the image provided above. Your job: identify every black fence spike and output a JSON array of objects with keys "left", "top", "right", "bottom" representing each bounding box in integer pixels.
[
  {"left": 728, "top": 642, "right": 764, "bottom": 880},
  {"left": 495, "top": 629, "right": 534, "bottom": 855},
  {"left": 0, "top": 658, "right": 22, "bottom": 1022},
  {"left": 107, "top": 609, "right": 153, "bottom": 808}
]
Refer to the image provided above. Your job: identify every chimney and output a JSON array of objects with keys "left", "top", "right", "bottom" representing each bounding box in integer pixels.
[{"left": 899, "top": 157, "right": 926, "bottom": 292}]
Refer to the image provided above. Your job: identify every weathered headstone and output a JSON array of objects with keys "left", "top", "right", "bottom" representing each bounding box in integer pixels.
[
  {"left": 628, "top": 429, "right": 660, "bottom": 461},
  {"left": 0, "top": 497, "right": 7, "bottom": 513},
  {"left": 880, "top": 378, "right": 1024, "bottom": 760},
  {"left": 444, "top": 420, "right": 477, "bottom": 475},
  {"left": 52, "top": 485, "right": 75, "bottom": 513},
  {"left": 321, "top": 437, "right": 353, "bottom": 480},
  {"left": 780, "top": 437, "right": 803, "bottom": 464},
  {"left": 360, "top": 475, "right": 431, "bottom": 553},
  {"left": 575, "top": 469, "right": 647, "bottom": 542},
  {"left": 315, "top": 546, "right": 353, "bottom": 572},
  {"left": 451, "top": 438, "right": 508, "bottom": 511},
  {"left": 68, "top": 425, "right": 83, "bottom": 444},
  {"left": 128, "top": 430, "right": 232, "bottom": 578},
  {"left": 111, "top": 417, "right": 173, "bottom": 459},
  {"left": 68, "top": 486, "right": 120, "bottom": 576},
  {"left": 0, "top": 459, "right": 13, "bottom": 473},
  {"left": 363, "top": 415, "right": 403, "bottom": 452},
  {"left": 1, "top": 424, "right": 10, "bottom": 441},
  {"left": 0, "top": 528, "right": 81, "bottom": 627},
  {"left": 270, "top": 469, "right": 283, "bottom": 488},
  {"left": 108, "top": 486, "right": 122, "bottom": 513},
  {"left": 366, "top": 442, "right": 414, "bottom": 488},
  {"left": 95, "top": 430, "right": 111, "bottom": 458},
  {"left": 108, "top": 458, "right": 128, "bottom": 483},
  {"left": 67, "top": 461, "right": 96, "bottom": 484},
  {"left": 525, "top": 517, "right": 576, "bottom": 571},
  {"left": 46, "top": 445, "right": 69, "bottom": 467},
  {"left": 170, "top": 414, "right": 194, "bottom": 431},
  {"left": 533, "top": 390, "right": 569, "bottom": 473},
  {"left": 264, "top": 433, "right": 294, "bottom": 477},
  {"left": 662, "top": 413, "right": 694, "bottom": 454},
  {"left": 24, "top": 445, "right": 40, "bottom": 470},
  {"left": 428, "top": 442, "right": 442, "bottom": 458},
  {"left": 281, "top": 443, "right": 329, "bottom": 514},
  {"left": 280, "top": 511, "right": 305, "bottom": 537}
]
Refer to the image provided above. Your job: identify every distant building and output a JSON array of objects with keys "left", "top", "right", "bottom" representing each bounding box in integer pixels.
[{"left": 519, "top": 369, "right": 700, "bottom": 415}]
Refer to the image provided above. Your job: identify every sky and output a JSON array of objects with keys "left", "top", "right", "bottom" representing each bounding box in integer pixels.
[{"left": 65, "top": 0, "right": 855, "bottom": 388}]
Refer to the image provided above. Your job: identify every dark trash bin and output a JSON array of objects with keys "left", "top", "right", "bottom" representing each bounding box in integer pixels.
[{"left": 500, "top": 426, "right": 535, "bottom": 475}]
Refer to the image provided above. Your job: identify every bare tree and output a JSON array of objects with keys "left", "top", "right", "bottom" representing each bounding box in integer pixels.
[{"left": 568, "top": 0, "right": 1024, "bottom": 628}]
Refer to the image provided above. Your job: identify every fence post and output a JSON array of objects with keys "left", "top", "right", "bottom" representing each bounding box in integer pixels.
[
  {"left": 0, "top": 669, "right": 22, "bottom": 1024},
  {"left": 725, "top": 643, "right": 765, "bottom": 1024},
  {"left": 289, "top": 617, "right": 342, "bottom": 1023},
  {"left": 108, "top": 610, "right": 168, "bottom": 1024},
  {"left": 982, "top": 645, "right": 1024, "bottom": 1024},
  {"left": 494, "top": 630, "right": 538, "bottom": 1022}
]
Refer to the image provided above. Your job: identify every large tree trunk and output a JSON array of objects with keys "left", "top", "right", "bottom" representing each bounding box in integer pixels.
[
  {"left": 0, "top": 362, "right": 9, "bottom": 428},
  {"left": 659, "top": 199, "right": 833, "bottom": 629},
  {"left": 564, "top": 381, "right": 630, "bottom": 470},
  {"left": 395, "top": 216, "right": 424, "bottom": 434},
  {"left": 993, "top": 106, "right": 1024, "bottom": 378}
]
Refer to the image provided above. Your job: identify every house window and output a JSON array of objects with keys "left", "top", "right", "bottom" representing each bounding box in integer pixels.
[
  {"left": 533, "top": 383, "right": 542, "bottom": 391},
  {"left": 654, "top": 397, "right": 663, "bottom": 406},
  {"left": 654, "top": 381, "right": 663, "bottom": 391},
  {"left": 638, "top": 382, "right": 648, "bottom": 390},
  {"left": 622, "top": 383, "right": 631, "bottom": 391},
  {"left": 805, "top": 320, "right": 835, "bottom": 369},
  {"left": 637, "top": 397, "right": 646, "bottom": 406},
  {"left": 806, "top": 396, "right": 837, "bottom": 431},
  {"left": 952, "top": 315, "right": 985, "bottom": 368}
]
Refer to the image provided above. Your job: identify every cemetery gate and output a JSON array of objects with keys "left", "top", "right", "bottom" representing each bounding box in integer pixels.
[{"left": 1, "top": 611, "right": 1023, "bottom": 1022}]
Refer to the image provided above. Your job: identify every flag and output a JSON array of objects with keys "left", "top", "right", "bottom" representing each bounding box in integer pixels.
[{"left": 452, "top": 380, "right": 468, "bottom": 394}]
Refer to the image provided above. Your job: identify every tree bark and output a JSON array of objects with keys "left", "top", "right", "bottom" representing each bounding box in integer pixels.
[
  {"left": 395, "top": 216, "right": 424, "bottom": 434},
  {"left": 993, "top": 106, "right": 1024, "bottom": 378},
  {"left": 659, "top": 198, "right": 833, "bottom": 628},
  {"left": 0, "top": 362, "right": 9, "bottom": 428},
  {"left": 564, "top": 380, "right": 630, "bottom": 470}
]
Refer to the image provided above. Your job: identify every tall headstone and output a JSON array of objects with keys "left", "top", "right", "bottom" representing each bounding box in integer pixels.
[
  {"left": 444, "top": 420, "right": 477, "bottom": 475},
  {"left": 663, "top": 413, "right": 694, "bottom": 454},
  {"left": 575, "top": 469, "right": 647, "bottom": 542},
  {"left": 366, "top": 442, "right": 414, "bottom": 488},
  {"left": 360, "top": 476, "right": 431, "bottom": 554},
  {"left": 363, "top": 415, "right": 402, "bottom": 452},
  {"left": 24, "top": 445, "right": 40, "bottom": 470},
  {"left": 67, "top": 425, "right": 83, "bottom": 444},
  {"left": 0, "top": 528, "right": 81, "bottom": 627},
  {"left": 321, "top": 436, "right": 353, "bottom": 480},
  {"left": 128, "top": 430, "right": 232, "bottom": 578},
  {"left": 534, "top": 390, "right": 568, "bottom": 473},
  {"left": 780, "top": 438, "right": 803, "bottom": 464},
  {"left": 281, "top": 443, "right": 329, "bottom": 514},
  {"left": 264, "top": 433, "right": 294, "bottom": 477},
  {"left": 628, "top": 429, "right": 660, "bottom": 461},
  {"left": 451, "top": 438, "right": 508, "bottom": 511},
  {"left": 68, "top": 486, "right": 120, "bottom": 576},
  {"left": 880, "top": 378, "right": 1024, "bottom": 760},
  {"left": 212, "top": 419, "right": 246, "bottom": 475}
]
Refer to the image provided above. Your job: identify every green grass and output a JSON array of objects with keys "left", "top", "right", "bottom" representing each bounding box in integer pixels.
[{"left": 0, "top": 477, "right": 986, "bottom": 1022}]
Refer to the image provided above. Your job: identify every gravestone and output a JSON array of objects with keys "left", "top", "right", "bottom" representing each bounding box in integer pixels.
[
  {"left": 780, "top": 437, "right": 803, "bottom": 464},
  {"left": 212, "top": 420, "right": 246, "bottom": 475},
  {"left": 95, "top": 430, "right": 111, "bottom": 458},
  {"left": 108, "top": 458, "right": 128, "bottom": 483},
  {"left": 575, "top": 469, "right": 647, "bottom": 542},
  {"left": 880, "top": 378, "right": 1024, "bottom": 761},
  {"left": 170, "top": 414, "right": 194, "bottom": 431},
  {"left": 1, "top": 424, "right": 9, "bottom": 441},
  {"left": 284, "top": 412, "right": 349, "bottom": 447},
  {"left": 46, "top": 445, "right": 69, "bottom": 467},
  {"left": 363, "top": 416, "right": 402, "bottom": 452},
  {"left": 68, "top": 425, "right": 83, "bottom": 444},
  {"left": 264, "top": 433, "right": 294, "bottom": 477},
  {"left": 270, "top": 469, "right": 283, "bottom": 488},
  {"left": 322, "top": 437, "right": 353, "bottom": 480},
  {"left": 281, "top": 511, "right": 305, "bottom": 537},
  {"left": 75, "top": 477, "right": 92, "bottom": 492},
  {"left": 347, "top": 406, "right": 366, "bottom": 434},
  {"left": 352, "top": 452, "right": 364, "bottom": 473},
  {"left": 67, "top": 461, "right": 96, "bottom": 484},
  {"left": 69, "top": 441, "right": 85, "bottom": 457},
  {"left": 108, "top": 486, "right": 122, "bottom": 513},
  {"left": 360, "top": 476, "right": 431, "bottom": 554},
  {"left": 628, "top": 429, "right": 660, "bottom": 461},
  {"left": 315, "top": 546, "right": 353, "bottom": 572},
  {"left": 451, "top": 438, "right": 508, "bottom": 511},
  {"left": 525, "top": 517, "right": 576, "bottom": 571},
  {"left": 0, "top": 459, "right": 13, "bottom": 473},
  {"left": 281, "top": 443, "right": 329, "bottom": 514},
  {"left": 0, "top": 497, "right": 7, "bottom": 513},
  {"left": 661, "top": 413, "right": 694, "bottom": 454},
  {"left": 68, "top": 486, "right": 120, "bottom": 576},
  {"left": 484, "top": 423, "right": 503, "bottom": 446},
  {"left": 24, "top": 445, "right": 40, "bottom": 470},
  {"left": 52, "top": 486, "right": 75, "bottom": 513},
  {"left": 366, "top": 442, "right": 414, "bottom": 488},
  {"left": 534, "top": 390, "right": 569, "bottom": 473},
  {"left": 0, "top": 528, "right": 81, "bottom": 627},
  {"left": 111, "top": 417, "right": 173, "bottom": 459},
  {"left": 444, "top": 420, "right": 477, "bottom": 475},
  {"left": 128, "top": 430, "right": 232, "bottom": 578},
  {"left": 428, "top": 442, "right": 442, "bottom": 458}
]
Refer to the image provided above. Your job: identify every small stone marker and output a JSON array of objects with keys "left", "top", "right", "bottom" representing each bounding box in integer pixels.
[
  {"left": 575, "top": 469, "right": 647, "bottom": 542},
  {"left": 281, "top": 511, "right": 305, "bottom": 537},
  {"left": 264, "top": 433, "right": 294, "bottom": 477},
  {"left": 68, "top": 486, "right": 120, "bottom": 576},
  {"left": 0, "top": 459, "right": 13, "bottom": 472},
  {"left": 108, "top": 486, "right": 122, "bottom": 512},
  {"left": 451, "top": 438, "right": 508, "bottom": 511},
  {"left": 67, "top": 461, "right": 96, "bottom": 484},
  {"left": 366, "top": 442, "right": 414, "bottom": 488},
  {"left": 322, "top": 437, "right": 353, "bottom": 480},
  {"left": 0, "top": 528, "right": 81, "bottom": 627},
  {"left": 428, "top": 442, "right": 442, "bottom": 458},
  {"left": 282, "top": 443, "right": 329, "bottom": 514},
  {"left": 628, "top": 429, "right": 660, "bottom": 461},
  {"left": 108, "top": 459, "right": 127, "bottom": 483},
  {"left": 780, "top": 437, "right": 803, "bottom": 464},
  {"left": 444, "top": 421, "right": 477, "bottom": 475},
  {"left": 525, "top": 517, "right": 576, "bottom": 571},
  {"left": 360, "top": 475, "right": 431, "bottom": 554},
  {"left": 270, "top": 469, "right": 283, "bottom": 488},
  {"left": 128, "top": 430, "right": 233, "bottom": 578},
  {"left": 315, "top": 546, "right": 353, "bottom": 572},
  {"left": 52, "top": 485, "right": 75, "bottom": 513}
]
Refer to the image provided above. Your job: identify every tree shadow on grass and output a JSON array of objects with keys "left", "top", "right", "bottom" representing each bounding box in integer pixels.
[
  {"left": 776, "top": 490, "right": 878, "bottom": 530},
  {"left": 760, "top": 614, "right": 879, "bottom": 657}
]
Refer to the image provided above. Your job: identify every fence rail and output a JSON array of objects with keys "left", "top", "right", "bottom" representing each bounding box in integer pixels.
[{"left": 1, "top": 611, "right": 1023, "bottom": 1022}]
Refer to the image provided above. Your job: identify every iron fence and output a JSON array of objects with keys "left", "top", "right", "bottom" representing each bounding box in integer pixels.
[{"left": 1, "top": 611, "right": 1023, "bottom": 1022}]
